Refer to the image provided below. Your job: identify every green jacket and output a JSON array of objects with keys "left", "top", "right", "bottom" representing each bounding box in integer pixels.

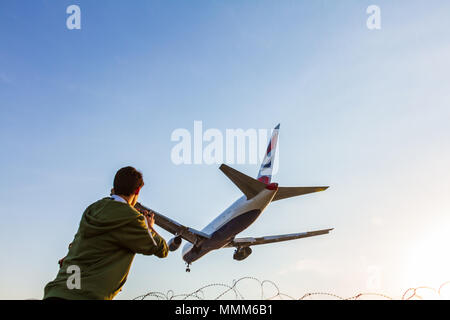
[{"left": 43, "top": 197, "right": 168, "bottom": 300}]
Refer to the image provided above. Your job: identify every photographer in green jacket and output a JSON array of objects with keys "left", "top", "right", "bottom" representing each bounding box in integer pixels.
[{"left": 43, "top": 166, "right": 168, "bottom": 300}]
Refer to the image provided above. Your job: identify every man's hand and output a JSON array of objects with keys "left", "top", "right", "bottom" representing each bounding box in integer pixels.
[
  {"left": 142, "top": 210, "right": 159, "bottom": 246},
  {"left": 135, "top": 205, "right": 158, "bottom": 235},
  {"left": 142, "top": 210, "right": 155, "bottom": 232},
  {"left": 135, "top": 206, "right": 162, "bottom": 247}
]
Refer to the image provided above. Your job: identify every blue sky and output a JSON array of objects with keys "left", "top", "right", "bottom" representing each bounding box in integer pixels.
[{"left": 1, "top": 0, "right": 450, "bottom": 299}]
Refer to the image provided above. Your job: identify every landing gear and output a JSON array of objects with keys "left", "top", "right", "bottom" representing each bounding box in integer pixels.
[{"left": 185, "top": 263, "right": 191, "bottom": 272}]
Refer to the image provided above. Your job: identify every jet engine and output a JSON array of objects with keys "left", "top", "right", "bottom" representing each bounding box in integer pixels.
[
  {"left": 168, "top": 236, "right": 182, "bottom": 251},
  {"left": 233, "top": 247, "right": 252, "bottom": 261}
]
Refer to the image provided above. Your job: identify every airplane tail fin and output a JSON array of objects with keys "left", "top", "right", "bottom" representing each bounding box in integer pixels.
[
  {"left": 220, "top": 124, "right": 328, "bottom": 202},
  {"left": 272, "top": 186, "right": 329, "bottom": 201},
  {"left": 257, "top": 123, "right": 280, "bottom": 184}
]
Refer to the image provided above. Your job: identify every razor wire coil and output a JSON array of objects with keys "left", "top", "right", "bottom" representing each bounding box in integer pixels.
[{"left": 133, "top": 277, "right": 450, "bottom": 300}]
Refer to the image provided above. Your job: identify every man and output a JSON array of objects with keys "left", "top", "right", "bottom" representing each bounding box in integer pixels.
[{"left": 43, "top": 166, "right": 168, "bottom": 300}]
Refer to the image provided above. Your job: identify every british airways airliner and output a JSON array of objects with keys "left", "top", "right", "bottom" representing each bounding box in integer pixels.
[{"left": 136, "top": 124, "right": 333, "bottom": 272}]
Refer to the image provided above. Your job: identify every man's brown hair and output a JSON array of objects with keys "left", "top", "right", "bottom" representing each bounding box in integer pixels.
[{"left": 113, "top": 166, "right": 144, "bottom": 196}]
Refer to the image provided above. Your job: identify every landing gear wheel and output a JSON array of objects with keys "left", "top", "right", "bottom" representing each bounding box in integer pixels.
[{"left": 185, "top": 263, "right": 191, "bottom": 272}]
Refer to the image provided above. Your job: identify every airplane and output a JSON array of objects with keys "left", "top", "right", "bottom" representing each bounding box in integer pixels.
[{"left": 135, "top": 124, "right": 333, "bottom": 272}]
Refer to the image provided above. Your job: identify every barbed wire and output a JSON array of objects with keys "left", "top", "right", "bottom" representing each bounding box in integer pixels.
[{"left": 133, "top": 277, "right": 450, "bottom": 300}]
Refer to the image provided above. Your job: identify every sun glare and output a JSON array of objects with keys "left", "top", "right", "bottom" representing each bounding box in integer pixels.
[{"left": 404, "top": 231, "right": 450, "bottom": 299}]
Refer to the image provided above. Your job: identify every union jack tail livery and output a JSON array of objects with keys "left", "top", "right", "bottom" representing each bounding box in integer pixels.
[{"left": 257, "top": 123, "right": 280, "bottom": 184}]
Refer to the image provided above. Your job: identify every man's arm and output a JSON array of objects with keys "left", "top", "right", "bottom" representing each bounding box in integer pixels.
[
  {"left": 117, "top": 213, "right": 169, "bottom": 257},
  {"left": 109, "top": 188, "right": 168, "bottom": 257},
  {"left": 142, "top": 210, "right": 169, "bottom": 258}
]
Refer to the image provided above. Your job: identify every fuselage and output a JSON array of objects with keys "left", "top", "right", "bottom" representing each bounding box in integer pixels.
[{"left": 182, "top": 186, "right": 278, "bottom": 264}]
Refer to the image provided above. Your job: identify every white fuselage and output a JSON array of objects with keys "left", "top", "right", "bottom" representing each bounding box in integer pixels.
[{"left": 181, "top": 187, "right": 278, "bottom": 264}]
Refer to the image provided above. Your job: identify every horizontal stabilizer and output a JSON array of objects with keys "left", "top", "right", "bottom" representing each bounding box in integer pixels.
[
  {"left": 219, "top": 164, "right": 267, "bottom": 200},
  {"left": 226, "top": 228, "right": 334, "bottom": 247},
  {"left": 272, "top": 186, "right": 329, "bottom": 201}
]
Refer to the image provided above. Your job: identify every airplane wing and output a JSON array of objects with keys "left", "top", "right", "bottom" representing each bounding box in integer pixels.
[
  {"left": 225, "top": 228, "right": 333, "bottom": 247},
  {"left": 134, "top": 202, "right": 211, "bottom": 245}
]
